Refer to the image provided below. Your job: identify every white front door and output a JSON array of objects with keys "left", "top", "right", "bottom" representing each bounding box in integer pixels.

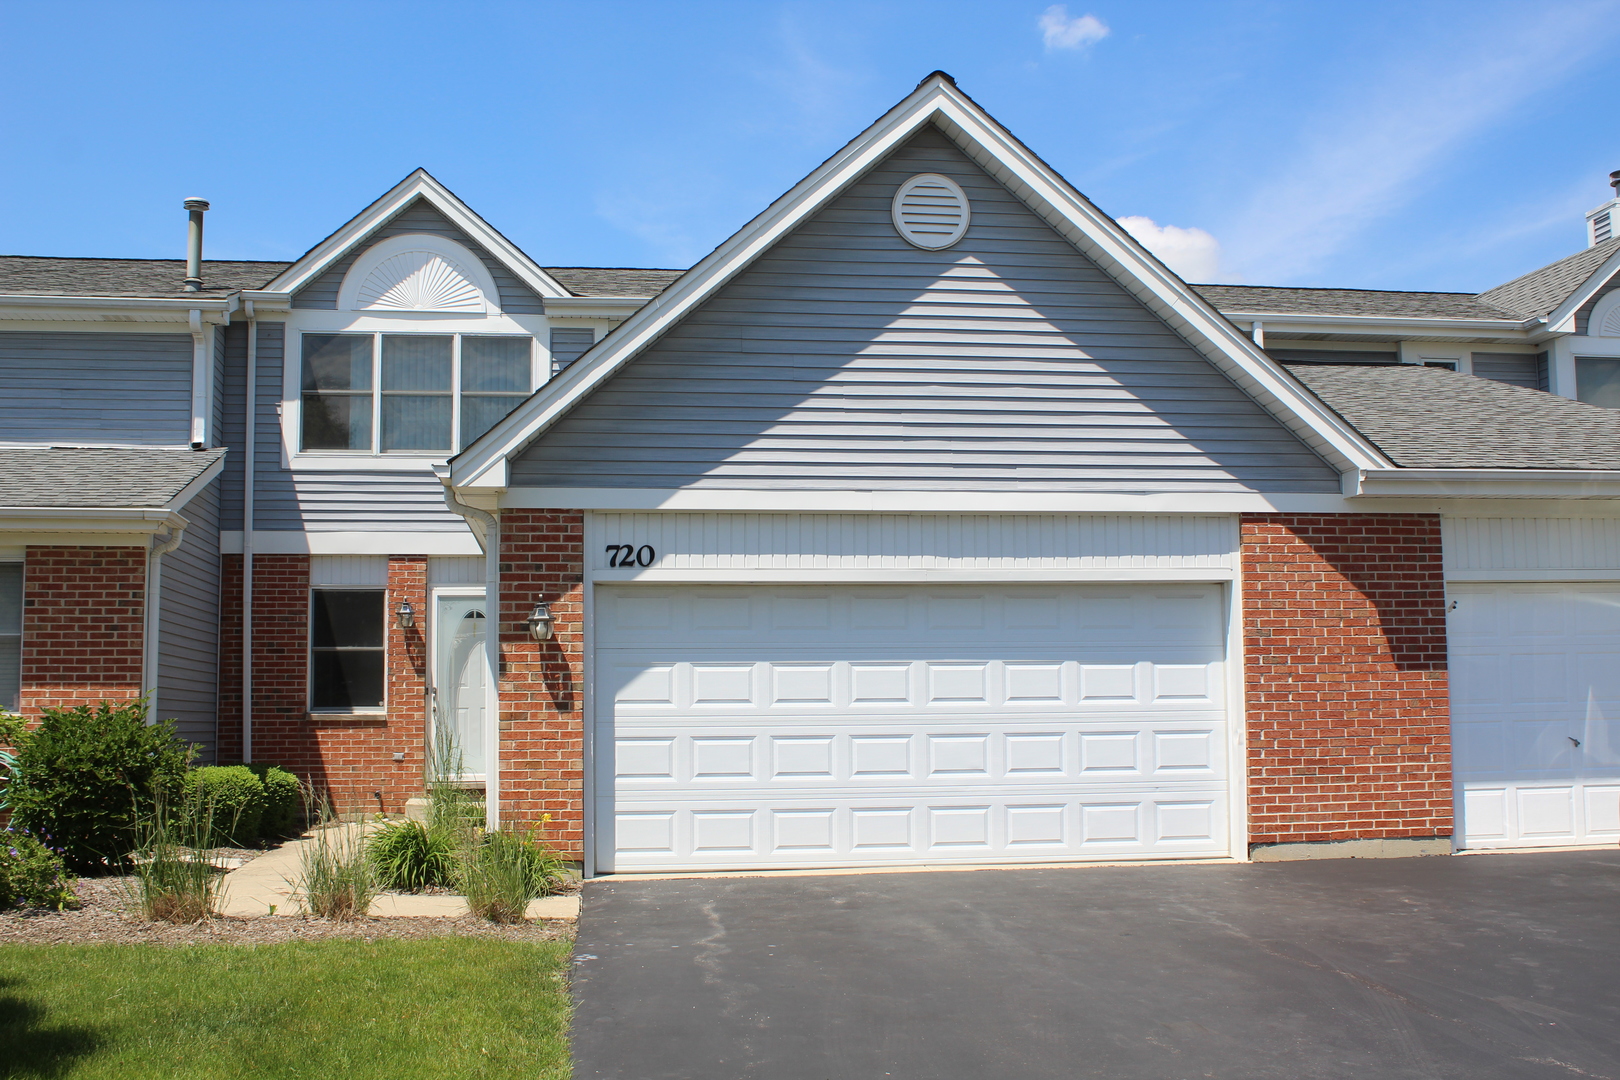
[
  {"left": 1451, "top": 582, "right": 1620, "bottom": 848},
  {"left": 434, "top": 595, "right": 488, "bottom": 781},
  {"left": 593, "top": 583, "right": 1230, "bottom": 872}
]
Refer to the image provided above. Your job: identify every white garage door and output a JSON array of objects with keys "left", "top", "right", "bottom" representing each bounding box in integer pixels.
[
  {"left": 1451, "top": 582, "right": 1620, "bottom": 848},
  {"left": 593, "top": 584, "right": 1230, "bottom": 871}
]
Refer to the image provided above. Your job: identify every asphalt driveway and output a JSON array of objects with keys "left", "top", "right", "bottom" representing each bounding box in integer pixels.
[{"left": 571, "top": 850, "right": 1620, "bottom": 1080}]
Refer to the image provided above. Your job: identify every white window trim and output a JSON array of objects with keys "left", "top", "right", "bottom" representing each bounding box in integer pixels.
[{"left": 283, "top": 312, "right": 550, "bottom": 472}]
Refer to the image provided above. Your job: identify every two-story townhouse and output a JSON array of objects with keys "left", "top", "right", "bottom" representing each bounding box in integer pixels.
[{"left": 4, "top": 73, "right": 1619, "bottom": 871}]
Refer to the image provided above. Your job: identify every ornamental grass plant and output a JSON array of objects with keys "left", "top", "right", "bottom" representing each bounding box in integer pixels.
[
  {"left": 461, "top": 826, "right": 569, "bottom": 923},
  {"left": 126, "top": 797, "right": 225, "bottom": 923}
]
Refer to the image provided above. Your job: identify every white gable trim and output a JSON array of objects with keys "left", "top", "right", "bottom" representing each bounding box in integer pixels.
[
  {"left": 261, "top": 169, "right": 571, "bottom": 302},
  {"left": 1544, "top": 245, "right": 1620, "bottom": 334},
  {"left": 448, "top": 75, "right": 1392, "bottom": 490}
]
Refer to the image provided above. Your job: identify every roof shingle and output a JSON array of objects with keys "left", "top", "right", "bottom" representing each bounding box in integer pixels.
[
  {"left": 0, "top": 447, "right": 226, "bottom": 508},
  {"left": 0, "top": 256, "right": 289, "bottom": 299},
  {"left": 1476, "top": 236, "right": 1620, "bottom": 318},
  {"left": 1191, "top": 284, "right": 1521, "bottom": 321},
  {"left": 1284, "top": 363, "right": 1620, "bottom": 470},
  {"left": 543, "top": 267, "right": 684, "bottom": 297}
]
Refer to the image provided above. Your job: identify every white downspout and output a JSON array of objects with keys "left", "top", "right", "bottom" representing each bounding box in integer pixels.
[
  {"left": 242, "top": 305, "right": 257, "bottom": 763},
  {"left": 189, "top": 309, "right": 212, "bottom": 449},
  {"left": 144, "top": 521, "right": 188, "bottom": 724},
  {"left": 442, "top": 487, "right": 500, "bottom": 831}
]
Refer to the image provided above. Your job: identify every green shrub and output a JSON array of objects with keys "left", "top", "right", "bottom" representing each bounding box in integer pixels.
[
  {"left": 0, "top": 825, "right": 78, "bottom": 911},
  {"left": 462, "top": 829, "right": 569, "bottom": 923},
  {"left": 6, "top": 701, "right": 193, "bottom": 872},
  {"left": 368, "top": 819, "right": 459, "bottom": 892},
  {"left": 183, "top": 766, "right": 265, "bottom": 845},
  {"left": 248, "top": 765, "right": 300, "bottom": 838}
]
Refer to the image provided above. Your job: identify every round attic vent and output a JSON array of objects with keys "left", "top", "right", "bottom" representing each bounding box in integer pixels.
[{"left": 891, "top": 173, "right": 970, "bottom": 250}]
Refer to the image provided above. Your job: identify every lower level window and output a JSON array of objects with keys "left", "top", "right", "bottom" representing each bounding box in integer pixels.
[
  {"left": 310, "top": 589, "right": 384, "bottom": 710},
  {"left": 0, "top": 564, "right": 19, "bottom": 711}
]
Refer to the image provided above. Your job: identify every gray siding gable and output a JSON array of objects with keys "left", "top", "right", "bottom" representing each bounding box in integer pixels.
[
  {"left": 291, "top": 198, "right": 544, "bottom": 314},
  {"left": 511, "top": 126, "right": 1339, "bottom": 494}
]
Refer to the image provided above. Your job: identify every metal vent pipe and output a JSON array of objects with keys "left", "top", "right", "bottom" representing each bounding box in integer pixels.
[{"left": 183, "top": 197, "right": 209, "bottom": 291}]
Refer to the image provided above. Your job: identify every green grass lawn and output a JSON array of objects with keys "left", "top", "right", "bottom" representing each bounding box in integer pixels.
[{"left": 0, "top": 938, "right": 573, "bottom": 1079}]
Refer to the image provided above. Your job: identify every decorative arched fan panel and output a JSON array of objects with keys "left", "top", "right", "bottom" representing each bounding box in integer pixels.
[{"left": 355, "top": 251, "right": 486, "bottom": 312}]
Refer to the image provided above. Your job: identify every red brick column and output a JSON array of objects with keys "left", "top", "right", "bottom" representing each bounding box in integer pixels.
[
  {"left": 497, "top": 510, "right": 584, "bottom": 857},
  {"left": 218, "top": 553, "right": 311, "bottom": 773},
  {"left": 380, "top": 556, "right": 428, "bottom": 809},
  {"left": 20, "top": 546, "right": 147, "bottom": 715},
  {"left": 1241, "top": 514, "right": 1450, "bottom": 848}
]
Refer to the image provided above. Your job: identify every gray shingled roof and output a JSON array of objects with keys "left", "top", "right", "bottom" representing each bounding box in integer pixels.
[
  {"left": 1476, "top": 236, "right": 1620, "bottom": 318},
  {"left": 1191, "top": 284, "right": 1521, "bottom": 321},
  {"left": 0, "top": 257, "right": 289, "bottom": 298},
  {"left": 0, "top": 447, "right": 225, "bottom": 508},
  {"left": 1284, "top": 363, "right": 1620, "bottom": 469},
  {"left": 544, "top": 267, "right": 684, "bottom": 297}
]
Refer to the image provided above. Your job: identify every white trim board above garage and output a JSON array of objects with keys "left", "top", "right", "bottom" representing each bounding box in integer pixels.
[{"left": 449, "top": 74, "right": 1391, "bottom": 497}]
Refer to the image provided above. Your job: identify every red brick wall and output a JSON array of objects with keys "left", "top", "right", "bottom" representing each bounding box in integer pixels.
[
  {"left": 20, "top": 546, "right": 147, "bottom": 715},
  {"left": 497, "top": 510, "right": 585, "bottom": 858},
  {"left": 1241, "top": 514, "right": 1451, "bottom": 848},
  {"left": 218, "top": 553, "right": 426, "bottom": 817}
]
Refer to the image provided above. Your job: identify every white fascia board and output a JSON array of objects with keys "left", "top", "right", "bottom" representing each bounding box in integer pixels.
[
  {"left": 1357, "top": 468, "right": 1620, "bottom": 499},
  {"left": 0, "top": 295, "right": 238, "bottom": 322},
  {"left": 541, "top": 296, "right": 650, "bottom": 320},
  {"left": 1217, "top": 311, "right": 1533, "bottom": 340},
  {"left": 164, "top": 455, "right": 227, "bottom": 512},
  {"left": 260, "top": 170, "right": 570, "bottom": 301},
  {"left": 0, "top": 507, "right": 185, "bottom": 534},
  {"left": 451, "top": 77, "right": 1392, "bottom": 490},
  {"left": 1543, "top": 247, "right": 1620, "bottom": 333}
]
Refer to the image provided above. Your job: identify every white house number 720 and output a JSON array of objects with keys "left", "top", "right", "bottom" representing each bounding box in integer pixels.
[{"left": 605, "top": 544, "right": 656, "bottom": 568}]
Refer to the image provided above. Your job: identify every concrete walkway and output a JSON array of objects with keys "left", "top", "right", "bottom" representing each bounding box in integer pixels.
[{"left": 217, "top": 824, "right": 579, "bottom": 921}]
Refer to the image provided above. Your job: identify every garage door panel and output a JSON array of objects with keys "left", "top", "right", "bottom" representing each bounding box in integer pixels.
[
  {"left": 611, "top": 722, "right": 1224, "bottom": 790},
  {"left": 598, "top": 791, "right": 1227, "bottom": 867},
  {"left": 1452, "top": 582, "right": 1620, "bottom": 848},
  {"left": 607, "top": 656, "right": 1222, "bottom": 714}
]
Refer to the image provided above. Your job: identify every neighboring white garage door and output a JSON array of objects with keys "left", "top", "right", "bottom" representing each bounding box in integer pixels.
[
  {"left": 1451, "top": 582, "right": 1620, "bottom": 848},
  {"left": 593, "top": 584, "right": 1230, "bottom": 871}
]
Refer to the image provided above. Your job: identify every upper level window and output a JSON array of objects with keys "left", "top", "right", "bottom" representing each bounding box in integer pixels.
[
  {"left": 301, "top": 333, "right": 533, "bottom": 454},
  {"left": 1577, "top": 357, "right": 1620, "bottom": 408}
]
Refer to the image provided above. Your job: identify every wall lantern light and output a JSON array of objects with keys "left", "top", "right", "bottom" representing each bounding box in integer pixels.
[
  {"left": 395, "top": 600, "right": 415, "bottom": 630},
  {"left": 527, "top": 601, "right": 554, "bottom": 642}
]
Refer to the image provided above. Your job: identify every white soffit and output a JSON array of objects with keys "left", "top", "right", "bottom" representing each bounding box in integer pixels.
[{"left": 449, "top": 75, "right": 1393, "bottom": 490}]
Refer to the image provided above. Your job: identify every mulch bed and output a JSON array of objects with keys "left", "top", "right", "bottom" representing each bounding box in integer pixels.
[{"left": 2, "top": 876, "right": 575, "bottom": 947}]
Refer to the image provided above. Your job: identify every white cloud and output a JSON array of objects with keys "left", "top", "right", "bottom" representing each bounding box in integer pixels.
[
  {"left": 1118, "top": 216, "right": 1224, "bottom": 281},
  {"left": 1038, "top": 6, "right": 1108, "bottom": 51}
]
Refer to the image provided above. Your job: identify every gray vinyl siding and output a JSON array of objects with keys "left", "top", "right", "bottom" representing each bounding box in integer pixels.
[
  {"left": 0, "top": 331, "right": 193, "bottom": 445},
  {"left": 219, "top": 321, "right": 468, "bottom": 532},
  {"left": 291, "top": 198, "right": 544, "bottom": 314},
  {"left": 1471, "top": 352, "right": 1546, "bottom": 390},
  {"left": 158, "top": 476, "right": 221, "bottom": 760},
  {"left": 512, "top": 126, "right": 1339, "bottom": 493},
  {"left": 550, "top": 327, "right": 594, "bottom": 374},
  {"left": 1267, "top": 348, "right": 1397, "bottom": 365}
]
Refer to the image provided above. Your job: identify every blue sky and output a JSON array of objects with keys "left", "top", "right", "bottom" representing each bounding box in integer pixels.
[{"left": 2, "top": 0, "right": 1615, "bottom": 292}]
